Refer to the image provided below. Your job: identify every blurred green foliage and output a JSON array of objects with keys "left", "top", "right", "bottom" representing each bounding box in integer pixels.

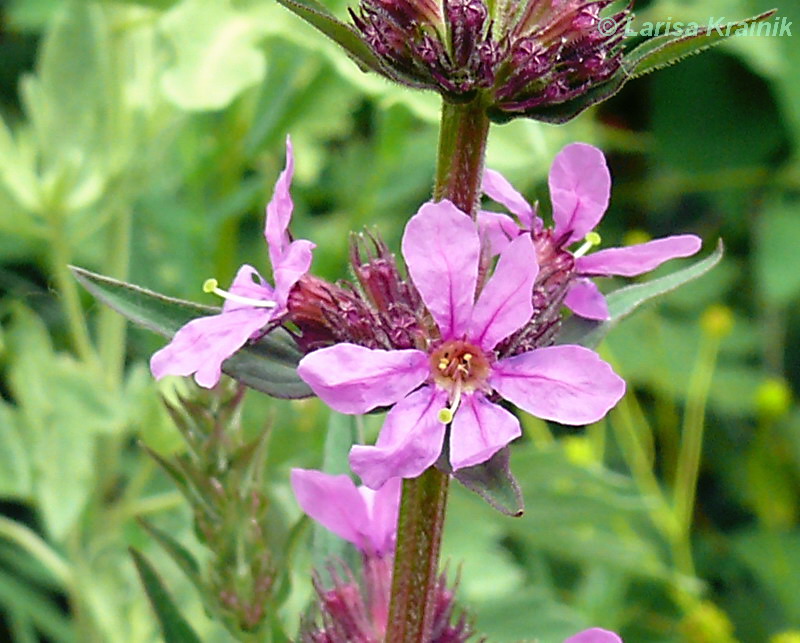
[{"left": 0, "top": 0, "right": 798, "bottom": 641}]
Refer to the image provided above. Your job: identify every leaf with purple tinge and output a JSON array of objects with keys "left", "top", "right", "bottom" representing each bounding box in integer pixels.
[{"left": 452, "top": 447, "right": 524, "bottom": 517}]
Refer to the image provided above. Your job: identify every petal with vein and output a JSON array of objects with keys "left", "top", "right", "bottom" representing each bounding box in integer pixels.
[
  {"left": 450, "top": 393, "right": 521, "bottom": 470},
  {"left": 491, "top": 345, "right": 625, "bottom": 425},
  {"left": 469, "top": 234, "right": 538, "bottom": 350},
  {"left": 349, "top": 387, "right": 448, "bottom": 489},
  {"left": 576, "top": 235, "right": 702, "bottom": 277},
  {"left": 482, "top": 168, "right": 534, "bottom": 229},
  {"left": 297, "top": 344, "right": 429, "bottom": 414},
  {"left": 402, "top": 200, "right": 479, "bottom": 339},
  {"left": 549, "top": 143, "right": 610, "bottom": 245},
  {"left": 564, "top": 279, "right": 609, "bottom": 320}
]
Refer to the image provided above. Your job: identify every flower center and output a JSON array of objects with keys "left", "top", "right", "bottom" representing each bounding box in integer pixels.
[{"left": 429, "top": 340, "right": 491, "bottom": 423}]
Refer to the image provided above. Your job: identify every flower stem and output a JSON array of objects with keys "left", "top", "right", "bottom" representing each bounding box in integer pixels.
[
  {"left": 385, "top": 467, "right": 450, "bottom": 643},
  {"left": 434, "top": 98, "right": 491, "bottom": 217},
  {"left": 385, "top": 96, "right": 491, "bottom": 643}
]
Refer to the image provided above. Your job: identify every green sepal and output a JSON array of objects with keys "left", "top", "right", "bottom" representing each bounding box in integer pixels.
[
  {"left": 624, "top": 9, "right": 777, "bottom": 79},
  {"left": 129, "top": 548, "right": 202, "bottom": 643},
  {"left": 558, "top": 240, "right": 724, "bottom": 349},
  {"left": 452, "top": 447, "right": 524, "bottom": 517},
  {"left": 71, "top": 266, "right": 312, "bottom": 399}
]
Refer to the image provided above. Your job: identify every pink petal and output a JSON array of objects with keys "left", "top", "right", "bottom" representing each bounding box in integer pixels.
[
  {"left": 349, "top": 387, "right": 448, "bottom": 489},
  {"left": 265, "top": 136, "right": 295, "bottom": 268},
  {"left": 359, "top": 476, "right": 402, "bottom": 556},
  {"left": 223, "top": 264, "right": 276, "bottom": 314},
  {"left": 576, "top": 235, "right": 702, "bottom": 277},
  {"left": 449, "top": 393, "right": 521, "bottom": 470},
  {"left": 564, "top": 279, "right": 609, "bottom": 320},
  {"left": 401, "top": 200, "right": 479, "bottom": 339},
  {"left": 469, "top": 234, "right": 538, "bottom": 350},
  {"left": 482, "top": 168, "right": 535, "bottom": 229},
  {"left": 150, "top": 307, "right": 273, "bottom": 388},
  {"left": 272, "top": 239, "right": 315, "bottom": 308},
  {"left": 297, "top": 344, "right": 429, "bottom": 414},
  {"left": 549, "top": 143, "right": 610, "bottom": 245},
  {"left": 290, "top": 469, "right": 372, "bottom": 552},
  {"left": 564, "top": 628, "right": 622, "bottom": 643},
  {"left": 490, "top": 345, "right": 625, "bottom": 425},
  {"left": 477, "top": 209, "right": 519, "bottom": 256}
]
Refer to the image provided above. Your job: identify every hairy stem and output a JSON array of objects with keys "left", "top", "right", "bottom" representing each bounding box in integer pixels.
[
  {"left": 385, "top": 97, "right": 490, "bottom": 643},
  {"left": 434, "top": 98, "right": 491, "bottom": 217},
  {"left": 385, "top": 468, "right": 450, "bottom": 643}
]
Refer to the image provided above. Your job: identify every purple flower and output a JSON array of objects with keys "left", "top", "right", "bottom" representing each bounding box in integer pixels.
[
  {"left": 290, "top": 468, "right": 401, "bottom": 558},
  {"left": 480, "top": 142, "right": 703, "bottom": 321},
  {"left": 564, "top": 627, "right": 622, "bottom": 643},
  {"left": 150, "top": 137, "right": 315, "bottom": 388},
  {"left": 298, "top": 200, "right": 625, "bottom": 489}
]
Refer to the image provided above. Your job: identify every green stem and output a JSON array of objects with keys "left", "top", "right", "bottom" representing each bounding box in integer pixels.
[
  {"left": 385, "top": 96, "right": 490, "bottom": 643},
  {"left": 433, "top": 98, "right": 491, "bottom": 217},
  {"left": 673, "top": 334, "right": 720, "bottom": 542},
  {"left": 49, "top": 220, "right": 96, "bottom": 366},
  {"left": 97, "top": 202, "right": 132, "bottom": 385},
  {"left": 0, "top": 517, "right": 72, "bottom": 586},
  {"left": 385, "top": 468, "right": 450, "bottom": 643}
]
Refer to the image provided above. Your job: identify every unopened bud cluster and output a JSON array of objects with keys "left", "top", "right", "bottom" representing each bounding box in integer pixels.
[{"left": 350, "top": 0, "right": 629, "bottom": 119}]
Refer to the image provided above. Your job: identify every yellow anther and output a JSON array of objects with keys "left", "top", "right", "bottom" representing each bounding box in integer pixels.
[
  {"left": 438, "top": 359, "right": 449, "bottom": 371},
  {"left": 573, "top": 231, "right": 602, "bottom": 258},
  {"left": 585, "top": 231, "right": 601, "bottom": 246},
  {"left": 463, "top": 353, "right": 473, "bottom": 361},
  {"left": 203, "top": 278, "right": 219, "bottom": 293},
  {"left": 438, "top": 408, "right": 454, "bottom": 424}
]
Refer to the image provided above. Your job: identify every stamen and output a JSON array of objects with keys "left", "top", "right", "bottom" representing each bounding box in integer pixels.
[
  {"left": 202, "top": 278, "right": 277, "bottom": 309},
  {"left": 573, "top": 231, "right": 602, "bottom": 258},
  {"left": 438, "top": 382, "right": 463, "bottom": 424}
]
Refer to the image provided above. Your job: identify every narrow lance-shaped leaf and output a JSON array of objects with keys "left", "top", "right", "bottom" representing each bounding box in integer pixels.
[
  {"left": 558, "top": 240, "right": 724, "bottom": 348},
  {"left": 274, "top": 0, "right": 384, "bottom": 75},
  {"left": 624, "top": 10, "right": 778, "bottom": 79},
  {"left": 71, "top": 266, "right": 312, "bottom": 399},
  {"left": 130, "top": 548, "right": 202, "bottom": 643}
]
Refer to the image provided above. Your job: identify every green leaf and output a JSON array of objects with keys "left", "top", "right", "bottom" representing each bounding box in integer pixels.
[
  {"left": 274, "top": 0, "right": 387, "bottom": 78},
  {"left": 453, "top": 447, "right": 524, "bottom": 517},
  {"left": 558, "top": 240, "right": 724, "bottom": 349},
  {"left": 0, "top": 402, "right": 32, "bottom": 499},
  {"left": 129, "top": 548, "right": 202, "bottom": 643},
  {"left": 624, "top": 10, "right": 777, "bottom": 79},
  {"left": 756, "top": 199, "right": 800, "bottom": 306},
  {"left": 71, "top": 266, "right": 312, "bottom": 399},
  {"left": 159, "top": 0, "right": 268, "bottom": 111},
  {"left": 136, "top": 519, "right": 204, "bottom": 596}
]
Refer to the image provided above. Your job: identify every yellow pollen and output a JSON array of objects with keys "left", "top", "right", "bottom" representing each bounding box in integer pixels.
[
  {"left": 203, "top": 278, "right": 219, "bottom": 293},
  {"left": 438, "top": 358, "right": 449, "bottom": 371},
  {"left": 463, "top": 353, "right": 472, "bottom": 361},
  {"left": 585, "top": 231, "right": 602, "bottom": 246},
  {"left": 438, "top": 408, "right": 454, "bottom": 424}
]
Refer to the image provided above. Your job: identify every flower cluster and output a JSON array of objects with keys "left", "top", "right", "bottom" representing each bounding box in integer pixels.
[
  {"left": 291, "top": 469, "right": 474, "bottom": 642},
  {"left": 480, "top": 142, "right": 702, "bottom": 321},
  {"left": 298, "top": 200, "right": 625, "bottom": 488},
  {"left": 291, "top": 468, "right": 622, "bottom": 642},
  {"left": 150, "top": 141, "right": 703, "bottom": 491},
  {"left": 350, "top": 0, "right": 630, "bottom": 119}
]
